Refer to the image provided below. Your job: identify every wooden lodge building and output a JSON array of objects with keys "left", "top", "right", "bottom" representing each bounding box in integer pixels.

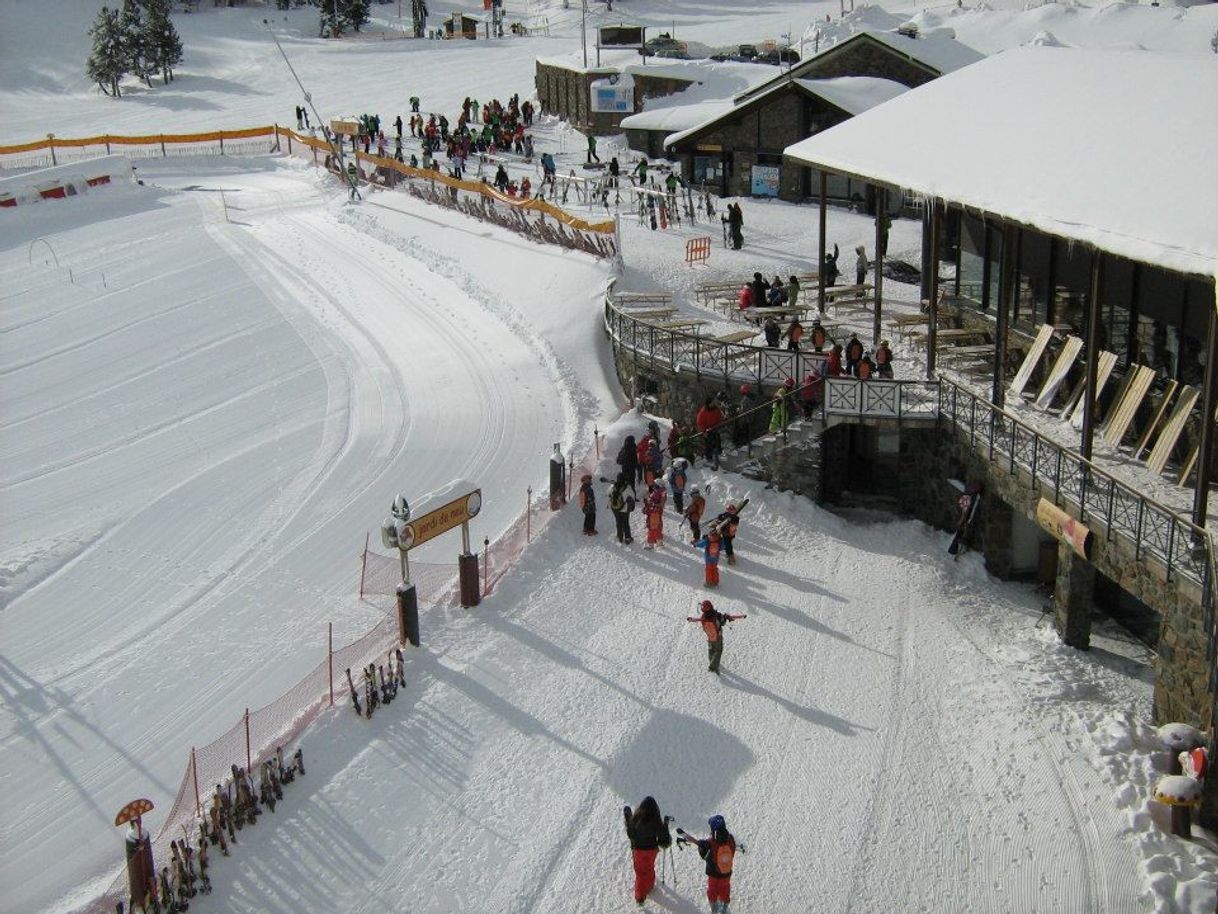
[{"left": 785, "top": 46, "right": 1218, "bottom": 821}]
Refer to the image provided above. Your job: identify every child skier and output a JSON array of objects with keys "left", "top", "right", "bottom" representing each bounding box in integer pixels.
[
  {"left": 676, "top": 815, "right": 738, "bottom": 914},
  {"left": 667, "top": 457, "right": 689, "bottom": 513},
  {"left": 643, "top": 482, "right": 666, "bottom": 549},
  {"left": 711, "top": 499, "right": 748, "bottom": 566},
  {"left": 578, "top": 474, "right": 597, "bottom": 535},
  {"left": 609, "top": 474, "right": 635, "bottom": 545},
  {"left": 687, "top": 600, "right": 746, "bottom": 674},
  {"left": 684, "top": 484, "right": 706, "bottom": 543},
  {"left": 694, "top": 528, "right": 723, "bottom": 587}
]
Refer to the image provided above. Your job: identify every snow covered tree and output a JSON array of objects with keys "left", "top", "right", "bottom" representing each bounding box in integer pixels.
[
  {"left": 86, "top": 6, "right": 127, "bottom": 97},
  {"left": 119, "top": 0, "right": 153, "bottom": 87},
  {"left": 144, "top": 0, "right": 183, "bottom": 84},
  {"left": 317, "top": 0, "right": 371, "bottom": 37}
]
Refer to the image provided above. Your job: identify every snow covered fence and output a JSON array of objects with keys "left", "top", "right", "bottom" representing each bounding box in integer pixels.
[{"left": 0, "top": 126, "right": 280, "bottom": 171}]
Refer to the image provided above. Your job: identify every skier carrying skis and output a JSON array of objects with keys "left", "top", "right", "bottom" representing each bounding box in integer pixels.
[
  {"left": 676, "top": 815, "right": 738, "bottom": 914},
  {"left": 711, "top": 499, "right": 747, "bottom": 565},
  {"left": 578, "top": 473, "right": 597, "bottom": 535},
  {"left": 623, "top": 796, "right": 673, "bottom": 906},
  {"left": 609, "top": 473, "right": 635, "bottom": 544},
  {"left": 694, "top": 528, "right": 724, "bottom": 588},
  {"left": 688, "top": 600, "right": 746, "bottom": 673}
]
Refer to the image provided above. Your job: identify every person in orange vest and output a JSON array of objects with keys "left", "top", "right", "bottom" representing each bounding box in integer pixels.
[
  {"left": 783, "top": 318, "right": 804, "bottom": 352},
  {"left": 643, "top": 482, "right": 666, "bottom": 549},
  {"left": 711, "top": 498, "right": 747, "bottom": 566},
  {"left": 686, "top": 600, "right": 746, "bottom": 674},
  {"left": 694, "top": 528, "right": 723, "bottom": 587},
  {"left": 578, "top": 474, "right": 597, "bottom": 535},
  {"left": 684, "top": 484, "right": 707, "bottom": 543},
  {"left": 810, "top": 319, "right": 828, "bottom": 352},
  {"left": 675, "top": 815, "right": 739, "bottom": 912},
  {"left": 875, "top": 339, "right": 894, "bottom": 379}
]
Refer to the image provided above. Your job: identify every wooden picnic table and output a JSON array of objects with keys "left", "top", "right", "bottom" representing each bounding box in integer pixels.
[
  {"left": 646, "top": 319, "right": 708, "bottom": 331},
  {"left": 734, "top": 305, "right": 815, "bottom": 325},
  {"left": 934, "top": 328, "right": 989, "bottom": 346},
  {"left": 619, "top": 307, "right": 677, "bottom": 320},
  {"left": 614, "top": 292, "right": 674, "bottom": 306},
  {"left": 714, "top": 330, "right": 757, "bottom": 344}
]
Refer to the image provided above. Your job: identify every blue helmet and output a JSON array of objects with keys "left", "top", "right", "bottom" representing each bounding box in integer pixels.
[{"left": 708, "top": 814, "right": 726, "bottom": 832}]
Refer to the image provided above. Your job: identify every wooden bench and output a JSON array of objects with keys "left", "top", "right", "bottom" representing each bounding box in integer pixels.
[
  {"left": 614, "top": 292, "right": 673, "bottom": 307},
  {"left": 944, "top": 344, "right": 995, "bottom": 358},
  {"left": 645, "top": 319, "right": 708, "bottom": 331},
  {"left": 619, "top": 307, "right": 678, "bottom": 320},
  {"left": 888, "top": 314, "right": 929, "bottom": 342},
  {"left": 715, "top": 330, "right": 757, "bottom": 344},
  {"left": 735, "top": 306, "right": 814, "bottom": 325},
  {"left": 934, "top": 328, "right": 989, "bottom": 346}
]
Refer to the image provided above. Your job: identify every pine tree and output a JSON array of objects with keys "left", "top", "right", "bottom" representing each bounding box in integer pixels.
[
  {"left": 86, "top": 6, "right": 127, "bottom": 97},
  {"left": 144, "top": 0, "right": 183, "bottom": 84},
  {"left": 119, "top": 0, "right": 152, "bottom": 87},
  {"left": 318, "top": 0, "right": 371, "bottom": 37}
]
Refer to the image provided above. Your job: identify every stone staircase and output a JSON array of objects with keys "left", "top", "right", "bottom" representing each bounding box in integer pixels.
[{"left": 719, "top": 418, "right": 826, "bottom": 499}]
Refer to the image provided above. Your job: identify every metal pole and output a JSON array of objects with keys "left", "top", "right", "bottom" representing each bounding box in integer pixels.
[
  {"left": 873, "top": 188, "right": 884, "bottom": 345},
  {"left": 47, "top": 134, "right": 56, "bottom": 166},
  {"left": 527, "top": 486, "right": 533, "bottom": 541},
  {"left": 927, "top": 200, "right": 941, "bottom": 379},
  {"left": 992, "top": 223, "right": 1014, "bottom": 408},
  {"left": 328, "top": 622, "right": 334, "bottom": 707},
  {"left": 817, "top": 172, "right": 827, "bottom": 314},
  {"left": 359, "top": 532, "right": 369, "bottom": 598},
  {"left": 1081, "top": 248, "right": 1104, "bottom": 460},
  {"left": 244, "top": 709, "right": 251, "bottom": 772},
  {"left": 1192, "top": 300, "right": 1218, "bottom": 527},
  {"left": 191, "top": 748, "right": 201, "bottom": 819},
  {"left": 581, "top": 0, "right": 588, "bottom": 68},
  {"left": 483, "top": 537, "right": 490, "bottom": 595}
]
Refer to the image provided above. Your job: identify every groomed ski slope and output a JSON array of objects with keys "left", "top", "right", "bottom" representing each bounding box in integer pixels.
[
  {"left": 0, "top": 158, "right": 617, "bottom": 914},
  {"left": 194, "top": 444, "right": 1192, "bottom": 914}
]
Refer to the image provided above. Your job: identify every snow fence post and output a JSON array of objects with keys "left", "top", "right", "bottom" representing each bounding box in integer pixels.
[
  {"left": 526, "top": 486, "right": 532, "bottom": 542},
  {"left": 191, "top": 747, "right": 201, "bottom": 819},
  {"left": 244, "top": 708, "right": 251, "bottom": 773},
  {"left": 482, "top": 537, "right": 490, "bottom": 596},
  {"left": 595, "top": 425, "right": 601, "bottom": 459},
  {"left": 359, "top": 533, "right": 369, "bottom": 599},
  {"left": 328, "top": 622, "right": 334, "bottom": 707}
]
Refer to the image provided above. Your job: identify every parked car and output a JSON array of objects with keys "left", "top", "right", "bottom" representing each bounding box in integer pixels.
[
  {"left": 754, "top": 47, "right": 800, "bottom": 65},
  {"left": 642, "top": 34, "right": 684, "bottom": 57}
]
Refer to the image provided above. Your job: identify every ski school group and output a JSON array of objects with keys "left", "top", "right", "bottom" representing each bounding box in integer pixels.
[{"left": 623, "top": 800, "right": 744, "bottom": 912}]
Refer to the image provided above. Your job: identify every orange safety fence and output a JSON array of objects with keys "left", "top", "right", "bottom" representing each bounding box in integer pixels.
[{"left": 86, "top": 434, "right": 609, "bottom": 914}]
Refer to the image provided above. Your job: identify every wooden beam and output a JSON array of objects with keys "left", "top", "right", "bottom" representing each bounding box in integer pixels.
[
  {"left": 992, "top": 223, "right": 1015, "bottom": 407},
  {"left": 873, "top": 189, "right": 885, "bottom": 346}
]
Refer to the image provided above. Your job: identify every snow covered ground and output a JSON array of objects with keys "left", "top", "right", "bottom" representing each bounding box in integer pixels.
[{"left": 2, "top": 2, "right": 1217, "bottom": 913}]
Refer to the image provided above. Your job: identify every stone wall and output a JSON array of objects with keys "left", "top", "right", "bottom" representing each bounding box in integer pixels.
[{"left": 800, "top": 38, "right": 939, "bottom": 88}]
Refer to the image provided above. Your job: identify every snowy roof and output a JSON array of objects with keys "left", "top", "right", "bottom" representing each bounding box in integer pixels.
[
  {"left": 619, "top": 99, "right": 737, "bottom": 133},
  {"left": 784, "top": 47, "right": 1218, "bottom": 282},
  {"left": 735, "top": 29, "right": 984, "bottom": 103},
  {"left": 792, "top": 76, "right": 908, "bottom": 116},
  {"left": 659, "top": 76, "right": 907, "bottom": 148}
]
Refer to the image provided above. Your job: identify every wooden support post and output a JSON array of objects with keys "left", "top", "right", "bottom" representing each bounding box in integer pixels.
[
  {"left": 1081, "top": 249, "right": 1104, "bottom": 460},
  {"left": 927, "top": 200, "right": 942, "bottom": 379},
  {"left": 160, "top": 136, "right": 167, "bottom": 157},
  {"left": 47, "top": 134, "right": 56, "bottom": 166},
  {"left": 244, "top": 708, "right": 251, "bottom": 772},
  {"left": 191, "top": 747, "right": 201, "bottom": 819},
  {"left": 992, "top": 223, "right": 1015, "bottom": 407},
  {"left": 817, "top": 172, "right": 827, "bottom": 315},
  {"left": 1192, "top": 300, "right": 1218, "bottom": 528},
  {"left": 359, "top": 532, "right": 369, "bottom": 598},
  {"left": 873, "top": 189, "right": 885, "bottom": 346}
]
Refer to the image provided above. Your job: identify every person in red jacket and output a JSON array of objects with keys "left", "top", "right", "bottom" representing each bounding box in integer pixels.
[
  {"left": 687, "top": 600, "right": 745, "bottom": 674},
  {"left": 623, "top": 797, "right": 672, "bottom": 906},
  {"left": 826, "top": 343, "right": 843, "bottom": 377},
  {"left": 695, "top": 397, "right": 726, "bottom": 470},
  {"left": 676, "top": 815, "right": 738, "bottom": 913},
  {"left": 643, "top": 482, "right": 666, "bottom": 549}
]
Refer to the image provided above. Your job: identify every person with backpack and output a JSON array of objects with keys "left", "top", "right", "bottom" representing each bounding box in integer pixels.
[
  {"left": 636, "top": 434, "right": 653, "bottom": 485},
  {"left": 617, "top": 435, "right": 640, "bottom": 490},
  {"left": 763, "top": 316, "right": 781, "bottom": 348},
  {"left": 645, "top": 436, "right": 663, "bottom": 486},
  {"left": 643, "top": 482, "right": 666, "bottom": 549},
  {"left": 732, "top": 384, "right": 757, "bottom": 446},
  {"left": 769, "top": 379, "right": 793, "bottom": 433},
  {"left": 684, "top": 484, "right": 706, "bottom": 543},
  {"left": 783, "top": 318, "right": 804, "bottom": 352},
  {"left": 844, "top": 333, "right": 864, "bottom": 376},
  {"left": 695, "top": 397, "right": 725, "bottom": 470},
  {"left": 609, "top": 474, "right": 635, "bottom": 544},
  {"left": 711, "top": 499, "right": 747, "bottom": 566},
  {"left": 694, "top": 528, "right": 723, "bottom": 588},
  {"left": 676, "top": 815, "right": 738, "bottom": 912},
  {"left": 578, "top": 474, "right": 597, "bottom": 535},
  {"left": 686, "top": 601, "right": 746, "bottom": 674},
  {"left": 667, "top": 457, "right": 689, "bottom": 513},
  {"left": 623, "top": 797, "right": 672, "bottom": 906},
  {"left": 874, "top": 339, "right": 894, "bottom": 379}
]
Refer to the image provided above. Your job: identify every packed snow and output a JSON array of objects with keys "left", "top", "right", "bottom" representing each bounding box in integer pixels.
[{"left": 1, "top": 2, "right": 1216, "bottom": 914}]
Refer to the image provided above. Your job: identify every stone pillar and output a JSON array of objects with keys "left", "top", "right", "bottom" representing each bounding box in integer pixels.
[
  {"left": 981, "top": 494, "right": 1014, "bottom": 580},
  {"left": 1053, "top": 542, "right": 1093, "bottom": 650}
]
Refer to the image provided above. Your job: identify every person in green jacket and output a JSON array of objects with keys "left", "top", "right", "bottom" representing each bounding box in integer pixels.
[
  {"left": 785, "top": 275, "right": 800, "bottom": 308},
  {"left": 587, "top": 134, "right": 600, "bottom": 163},
  {"left": 769, "top": 378, "right": 794, "bottom": 432}
]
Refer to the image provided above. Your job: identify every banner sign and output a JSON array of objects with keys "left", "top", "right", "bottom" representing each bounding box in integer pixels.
[
  {"left": 591, "top": 81, "right": 633, "bottom": 114},
  {"left": 400, "top": 490, "right": 482, "bottom": 551},
  {"left": 750, "top": 164, "right": 780, "bottom": 197},
  {"left": 1035, "top": 498, "right": 1094, "bottom": 560}
]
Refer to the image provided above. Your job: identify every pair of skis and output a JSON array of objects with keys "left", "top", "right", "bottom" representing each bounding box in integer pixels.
[{"left": 345, "top": 648, "right": 406, "bottom": 718}]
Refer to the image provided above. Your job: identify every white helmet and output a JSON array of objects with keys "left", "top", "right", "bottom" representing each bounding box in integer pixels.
[{"left": 690, "top": 485, "right": 701, "bottom": 496}]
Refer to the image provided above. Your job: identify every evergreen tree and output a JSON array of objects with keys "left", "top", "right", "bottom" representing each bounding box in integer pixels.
[
  {"left": 86, "top": 6, "right": 127, "bottom": 97},
  {"left": 317, "top": 0, "right": 371, "bottom": 37},
  {"left": 144, "top": 0, "right": 183, "bottom": 83},
  {"left": 119, "top": 0, "right": 152, "bottom": 87}
]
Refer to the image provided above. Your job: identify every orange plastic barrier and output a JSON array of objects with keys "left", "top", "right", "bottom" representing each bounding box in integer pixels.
[{"left": 686, "top": 236, "right": 712, "bottom": 265}]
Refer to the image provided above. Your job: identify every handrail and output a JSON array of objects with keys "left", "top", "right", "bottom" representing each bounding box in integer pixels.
[{"left": 936, "top": 376, "right": 1213, "bottom": 592}]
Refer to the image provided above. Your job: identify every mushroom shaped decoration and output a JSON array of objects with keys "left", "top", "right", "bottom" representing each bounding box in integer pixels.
[
  {"left": 1157, "top": 722, "right": 1204, "bottom": 752},
  {"left": 1152, "top": 774, "right": 1204, "bottom": 837},
  {"left": 1179, "top": 747, "right": 1208, "bottom": 782}
]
